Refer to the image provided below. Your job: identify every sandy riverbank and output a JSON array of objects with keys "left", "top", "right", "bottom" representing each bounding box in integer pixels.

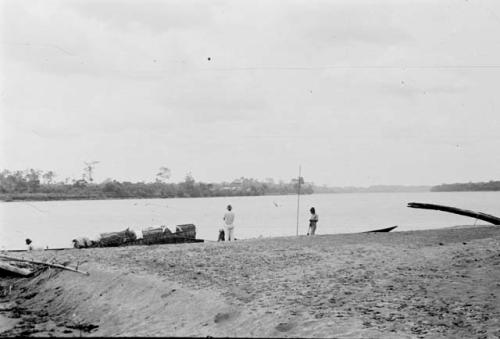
[{"left": 1, "top": 225, "right": 499, "bottom": 337}]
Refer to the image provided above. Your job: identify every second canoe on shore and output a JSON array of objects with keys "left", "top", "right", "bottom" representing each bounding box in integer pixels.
[{"left": 363, "top": 225, "right": 398, "bottom": 233}]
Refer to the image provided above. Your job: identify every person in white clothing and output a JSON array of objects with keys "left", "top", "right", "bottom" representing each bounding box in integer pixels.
[{"left": 223, "top": 205, "right": 235, "bottom": 241}]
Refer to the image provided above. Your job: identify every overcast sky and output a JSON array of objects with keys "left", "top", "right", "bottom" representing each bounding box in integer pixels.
[{"left": 1, "top": 0, "right": 499, "bottom": 186}]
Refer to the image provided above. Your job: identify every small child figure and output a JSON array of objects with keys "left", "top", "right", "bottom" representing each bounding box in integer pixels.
[
  {"left": 25, "top": 238, "right": 34, "bottom": 251},
  {"left": 218, "top": 228, "right": 225, "bottom": 242}
]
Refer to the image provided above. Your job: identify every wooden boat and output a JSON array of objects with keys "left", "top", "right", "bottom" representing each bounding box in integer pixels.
[
  {"left": 363, "top": 225, "right": 398, "bottom": 233},
  {"left": 0, "top": 261, "right": 33, "bottom": 276},
  {"left": 5, "top": 248, "right": 70, "bottom": 253},
  {"left": 131, "top": 236, "right": 204, "bottom": 246},
  {"left": 92, "top": 224, "right": 203, "bottom": 248},
  {"left": 0, "top": 255, "right": 88, "bottom": 275}
]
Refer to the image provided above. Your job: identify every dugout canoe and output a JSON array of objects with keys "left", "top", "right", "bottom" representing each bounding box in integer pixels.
[
  {"left": 0, "top": 261, "right": 33, "bottom": 276},
  {"left": 363, "top": 225, "right": 398, "bottom": 233},
  {"left": 5, "top": 248, "right": 70, "bottom": 253}
]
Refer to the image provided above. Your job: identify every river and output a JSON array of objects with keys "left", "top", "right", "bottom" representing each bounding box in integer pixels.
[{"left": 1, "top": 191, "right": 499, "bottom": 250}]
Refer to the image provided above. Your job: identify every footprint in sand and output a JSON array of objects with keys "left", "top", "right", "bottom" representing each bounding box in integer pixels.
[
  {"left": 160, "top": 289, "right": 176, "bottom": 299},
  {"left": 275, "top": 322, "right": 296, "bottom": 332},
  {"left": 214, "top": 312, "right": 231, "bottom": 323}
]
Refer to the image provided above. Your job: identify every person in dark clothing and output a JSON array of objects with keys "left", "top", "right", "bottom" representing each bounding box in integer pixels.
[{"left": 307, "top": 207, "right": 319, "bottom": 235}]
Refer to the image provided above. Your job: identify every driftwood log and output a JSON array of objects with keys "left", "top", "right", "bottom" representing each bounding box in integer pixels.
[
  {"left": 407, "top": 202, "right": 500, "bottom": 225},
  {"left": 0, "top": 255, "right": 89, "bottom": 275}
]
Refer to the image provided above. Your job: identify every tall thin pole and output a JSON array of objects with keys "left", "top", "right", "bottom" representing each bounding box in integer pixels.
[{"left": 296, "top": 165, "right": 301, "bottom": 236}]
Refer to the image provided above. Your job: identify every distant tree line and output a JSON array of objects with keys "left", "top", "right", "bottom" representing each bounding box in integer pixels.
[
  {"left": 0, "top": 169, "right": 313, "bottom": 201},
  {"left": 431, "top": 181, "right": 500, "bottom": 192},
  {"left": 313, "top": 185, "right": 430, "bottom": 193}
]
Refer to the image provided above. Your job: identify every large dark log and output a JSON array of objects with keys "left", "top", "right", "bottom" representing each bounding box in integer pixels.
[{"left": 407, "top": 202, "right": 500, "bottom": 225}]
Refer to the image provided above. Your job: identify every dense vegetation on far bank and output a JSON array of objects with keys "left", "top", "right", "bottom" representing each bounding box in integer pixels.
[
  {"left": 2, "top": 169, "right": 498, "bottom": 202},
  {"left": 0, "top": 169, "right": 313, "bottom": 202},
  {"left": 431, "top": 181, "right": 500, "bottom": 192}
]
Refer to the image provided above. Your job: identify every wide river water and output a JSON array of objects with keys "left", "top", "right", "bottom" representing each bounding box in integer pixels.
[{"left": 1, "top": 191, "right": 499, "bottom": 250}]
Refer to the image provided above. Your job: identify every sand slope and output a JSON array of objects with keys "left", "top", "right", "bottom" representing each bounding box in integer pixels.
[{"left": 1, "top": 225, "right": 499, "bottom": 337}]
